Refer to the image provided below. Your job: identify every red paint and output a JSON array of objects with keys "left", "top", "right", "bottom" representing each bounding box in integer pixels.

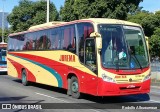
[
  {"left": 97, "top": 78, "right": 150, "bottom": 96},
  {"left": 7, "top": 58, "right": 36, "bottom": 82}
]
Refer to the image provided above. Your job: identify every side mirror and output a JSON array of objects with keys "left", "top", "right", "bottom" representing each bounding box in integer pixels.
[
  {"left": 90, "top": 32, "right": 102, "bottom": 50},
  {"left": 90, "top": 32, "right": 101, "bottom": 38},
  {"left": 96, "top": 37, "right": 102, "bottom": 50}
]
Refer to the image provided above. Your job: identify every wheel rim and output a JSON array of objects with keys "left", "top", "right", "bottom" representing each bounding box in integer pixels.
[
  {"left": 22, "top": 72, "right": 26, "bottom": 83},
  {"left": 71, "top": 81, "right": 78, "bottom": 93}
]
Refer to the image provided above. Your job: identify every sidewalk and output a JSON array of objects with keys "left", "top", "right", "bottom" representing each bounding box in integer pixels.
[{"left": 151, "top": 81, "right": 160, "bottom": 87}]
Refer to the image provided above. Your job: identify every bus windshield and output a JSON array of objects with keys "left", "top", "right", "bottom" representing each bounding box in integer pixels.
[
  {"left": 99, "top": 24, "right": 149, "bottom": 69},
  {"left": 124, "top": 26, "right": 149, "bottom": 68}
]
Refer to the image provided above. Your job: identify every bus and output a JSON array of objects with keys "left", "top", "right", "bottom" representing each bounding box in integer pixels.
[
  {"left": 0, "top": 42, "right": 7, "bottom": 72},
  {"left": 7, "top": 18, "right": 150, "bottom": 98}
]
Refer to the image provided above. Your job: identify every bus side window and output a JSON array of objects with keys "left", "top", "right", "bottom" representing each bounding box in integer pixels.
[
  {"left": 8, "top": 37, "right": 15, "bottom": 51},
  {"left": 50, "top": 29, "right": 56, "bottom": 50},
  {"left": 63, "top": 25, "right": 76, "bottom": 53},
  {"left": 64, "top": 27, "right": 69, "bottom": 49}
]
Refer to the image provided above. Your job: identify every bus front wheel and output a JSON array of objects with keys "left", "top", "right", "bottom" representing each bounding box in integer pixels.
[
  {"left": 21, "top": 69, "right": 29, "bottom": 86},
  {"left": 70, "top": 76, "right": 81, "bottom": 99}
]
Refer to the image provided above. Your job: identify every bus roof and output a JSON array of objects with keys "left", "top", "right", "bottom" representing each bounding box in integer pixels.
[
  {"left": 28, "top": 21, "right": 67, "bottom": 31},
  {"left": 9, "top": 18, "right": 141, "bottom": 36},
  {"left": 83, "top": 18, "right": 140, "bottom": 26}
]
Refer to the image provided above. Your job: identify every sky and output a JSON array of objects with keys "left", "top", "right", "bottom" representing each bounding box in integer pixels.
[
  {"left": 0, "top": 0, "right": 65, "bottom": 12},
  {"left": 0, "top": 0, "right": 160, "bottom": 13},
  {"left": 139, "top": 0, "right": 160, "bottom": 12}
]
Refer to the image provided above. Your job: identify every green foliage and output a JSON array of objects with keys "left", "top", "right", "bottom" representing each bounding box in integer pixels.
[
  {"left": 127, "top": 10, "right": 150, "bottom": 24},
  {"left": 128, "top": 10, "right": 160, "bottom": 37},
  {"left": 7, "top": 0, "right": 59, "bottom": 33},
  {"left": 142, "top": 13, "right": 159, "bottom": 37},
  {"left": 149, "top": 28, "right": 160, "bottom": 57},
  {"left": 59, "top": 0, "right": 77, "bottom": 21},
  {"left": 0, "top": 29, "right": 10, "bottom": 42},
  {"left": 60, "top": 0, "right": 143, "bottom": 21},
  {"left": 127, "top": 10, "right": 160, "bottom": 57}
]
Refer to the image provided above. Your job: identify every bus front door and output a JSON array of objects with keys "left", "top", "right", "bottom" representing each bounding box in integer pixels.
[{"left": 84, "top": 38, "right": 98, "bottom": 95}]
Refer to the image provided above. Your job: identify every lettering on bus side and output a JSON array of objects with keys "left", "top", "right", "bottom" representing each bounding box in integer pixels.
[{"left": 59, "top": 55, "right": 75, "bottom": 62}]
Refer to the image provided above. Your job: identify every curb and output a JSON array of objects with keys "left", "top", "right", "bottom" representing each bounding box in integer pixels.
[{"left": 151, "top": 86, "right": 160, "bottom": 89}]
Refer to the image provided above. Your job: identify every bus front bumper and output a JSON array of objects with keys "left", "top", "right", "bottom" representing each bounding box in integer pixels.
[{"left": 97, "top": 79, "right": 150, "bottom": 96}]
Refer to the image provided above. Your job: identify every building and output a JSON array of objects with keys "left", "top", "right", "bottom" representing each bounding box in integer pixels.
[{"left": 0, "top": 11, "right": 9, "bottom": 29}]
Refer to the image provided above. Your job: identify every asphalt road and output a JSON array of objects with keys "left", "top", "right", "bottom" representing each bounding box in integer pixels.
[{"left": 0, "top": 74, "right": 160, "bottom": 112}]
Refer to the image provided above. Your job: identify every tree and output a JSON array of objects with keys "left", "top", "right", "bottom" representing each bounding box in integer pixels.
[
  {"left": 59, "top": 0, "right": 77, "bottom": 22},
  {"left": 127, "top": 10, "right": 150, "bottom": 25},
  {"left": 60, "top": 0, "right": 143, "bottom": 21},
  {"left": 8, "top": 0, "right": 59, "bottom": 33},
  {"left": 141, "top": 13, "right": 159, "bottom": 37},
  {"left": 128, "top": 10, "right": 160, "bottom": 37},
  {"left": 0, "top": 28, "right": 10, "bottom": 42},
  {"left": 149, "top": 28, "right": 160, "bottom": 58}
]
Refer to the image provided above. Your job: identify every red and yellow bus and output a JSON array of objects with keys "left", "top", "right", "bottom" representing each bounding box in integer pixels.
[{"left": 7, "top": 18, "right": 150, "bottom": 98}]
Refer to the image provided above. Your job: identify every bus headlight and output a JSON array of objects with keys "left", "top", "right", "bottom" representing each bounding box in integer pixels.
[
  {"left": 143, "top": 74, "right": 151, "bottom": 81},
  {"left": 102, "top": 74, "right": 116, "bottom": 83}
]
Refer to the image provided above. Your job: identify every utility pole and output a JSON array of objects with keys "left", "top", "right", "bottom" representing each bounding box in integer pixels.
[
  {"left": 1, "top": 0, "right": 5, "bottom": 43},
  {"left": 46, "top": 0, "right": 49, "bottom": 23}
]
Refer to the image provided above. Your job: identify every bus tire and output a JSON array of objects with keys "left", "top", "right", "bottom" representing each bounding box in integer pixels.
[
  {"left": 70, "top": 76, "right": 81, "bottom": 99},
  {"left": 67, "top": 78, "right": 72, "bottom": 96},
  {"left": 21, "top": 69, "right": 29, "bottom": 86}
]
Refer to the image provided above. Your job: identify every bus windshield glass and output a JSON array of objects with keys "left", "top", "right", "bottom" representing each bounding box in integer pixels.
[
  {"left": 99, "top": 24, "right": 149, "bottom": 69},
  {"left": 124, "top": 26, "right": 149, "bottom": 68}
]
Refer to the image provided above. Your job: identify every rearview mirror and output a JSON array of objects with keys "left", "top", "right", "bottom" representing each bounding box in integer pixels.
[
  {"left": 90, "top": 32, "right": 102, "bottom": 50},
  {"left": 90, "top": 32, "right": 101, "bottom": 38},
  {"left": 96, "top": 37, "right": 102, "bottom": 50}
]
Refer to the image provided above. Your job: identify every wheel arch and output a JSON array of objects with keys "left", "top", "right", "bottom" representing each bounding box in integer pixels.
[
  {"left": 67, "top": 73, "right": 78, "bottom": 80},
  {"left": 67, "top": 73, "right": 79, "bottom": 89}
]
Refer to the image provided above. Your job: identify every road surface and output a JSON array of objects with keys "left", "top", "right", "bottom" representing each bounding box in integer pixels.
[{"left": 0, "top": 74, "right": 159, "bottom": 112}]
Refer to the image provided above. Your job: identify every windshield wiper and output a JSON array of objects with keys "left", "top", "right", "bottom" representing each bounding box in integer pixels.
[
  {"left": 130, "top": 54, "right": 142, "bottom": 70},
  {"left": 127, "top": 43, "right": 142, "bottom": 70},
  {"left": 115, "top": 51, "right": 119, "bottom": 72}
]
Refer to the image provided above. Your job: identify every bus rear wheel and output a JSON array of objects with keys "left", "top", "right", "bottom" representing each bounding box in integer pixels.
[
  {"left": 21, "top": 69, "right": 29, "bottom": 86},
  {"left": 70, "top": 76, "right": 81, "bottom": 99}
]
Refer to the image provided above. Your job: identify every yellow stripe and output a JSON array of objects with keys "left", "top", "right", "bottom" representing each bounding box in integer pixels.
[
  {"left": 7, "top": 59, "right": 18, "bottom": 78},
  {"left": 7, "top": 54, "right": 59, "bottom": 87}
]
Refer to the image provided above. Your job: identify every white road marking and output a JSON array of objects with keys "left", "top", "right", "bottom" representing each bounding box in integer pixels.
[
  {"left": 35, "top": 92, "right": 102, "bottom": 112},
  {"left": 35, "top": 92, "right": 69, "bottom": 103},
  {"left": 149, "top": 100, "right": 160, "bottom": 103}
]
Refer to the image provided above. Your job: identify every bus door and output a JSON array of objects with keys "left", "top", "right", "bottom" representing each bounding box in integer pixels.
[{"left": 84, "top": 38, "right": 98, "bottom": 95}]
